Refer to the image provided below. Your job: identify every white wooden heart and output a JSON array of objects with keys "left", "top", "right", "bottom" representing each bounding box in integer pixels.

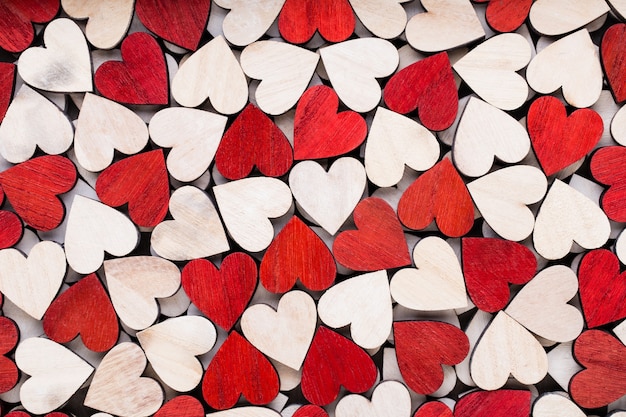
[
  {"left": 390, "top": 236, "right": 467, "bottom": 311},
  {"left": 546, "top": 342, "right": 582, "bottom": 391},
  {"left": 607, "top": 0, "right": 626, "bottom": 20},
  {"left": 214, "top": 0, "right": 286, "bottom": 46},
  {"left": 335, "top": 380, "right": 411, "bottom": 417},
  {"left": 529, "top": 0, "right": 610, "bottom": 36},
  {"left": 210, "top": 407, "right": 281, "bottom": 417},
  {"left": 61, "top": 0, "right": 134, "bottom": 49},
  {"left": 611, "top": 102, "right": 626, "bottom": 147},
  {"left": 532, "top": 393, "right": 586, "bottom": 417},
  {"left": 350, "top": 0, "right": 408, "bottom": 39}
]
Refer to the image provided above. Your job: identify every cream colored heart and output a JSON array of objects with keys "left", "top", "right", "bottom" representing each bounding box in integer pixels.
[
  {"left": 65, "top": 195, "right": 139, "bottom": 274},
  {"left": 74, "top": 93, "right": 149, "bottom": 172},
  {"left": 0, "top": 85, "right": 73, "bottom": 163},
  {"left": 529, "top": 0, "right": 610, "bottom": 36},
  {"left": 533, "top": 179, "right": 610, "bottom": 260},
  {"left": 335, "top": 380, "right": 411, "bottom": 417},
  {"left": 16, "top": 337, "right": 94, "bottom": 415},
  {"left": 405, "top": 0, "right": 484, "bottom": 53},
  {"left": 61, "top": 0, "right": 134, "bottom": 49},
  {"left": 214, "top": 0, "right": 285, "bottom": 46},
  {"left": 104, "top": 256, "right": 181, "bottom": 330},
  {"left": 241, "top": 40, "right": 319, "bottom": 116},
  {"left": 0, "top": 241, "right": 66, "bottom": 320},
  {"left": 611, "top": 100, "right": 626, "bottom": 146},
  {"left": 365, "top": 107, "right": 440, "bottom": 188},
  {"left": 214, "top": 177, "right": 292, "bottom": 252},
  {"left": 320, "top": 38, "right": 399, "bottom": 113},
  {"left": 468, "top": 166, "right": 547, "bottom": 242},
  {"left": 241, "top": 290, "right": 317, "bottom": 370},
  {"left": 137, "top": 316, "right": 216, "bottom": 392},
  {"left": 289, "top": 157, "right": 366, "bottom": 235},
  {"left": 532, "top": 393, "right": 586, "bottom": 417},
  {"left": 526, "top": 29, "right": 602, "bottom": 108},
  {"left": 391, "top": 236, "right": 467, "bottom": 311},
  {"left": 84, "top": 342, "right": 163, "bottom": 417},
  {"left": 453, "top": 33, "right": 531, "bottom": 111},
  {"left": 318, "top": 270, "right": 392, "bottom": 349},
  {"left": 453, "top": 97, "right": 530, "bottom": 177},
  {"left": 151, "top": 186, "right": 230, "bottom": 261},
  {"left": 211, "top": 407, "right": 280, "bottom": 417},
  {"left": 18, "top": 18, "right": 92, "bottom": 92},
  {"left": 149, "top": 107, "right": 227, "bottom": 182},
  {"left": 350, "top": 0, "right": 407, "bottom": 39},
  {"left": 471, "top": 311, "right": 548, "bottom": 390},
  {"left": 172, "top": 35, "right": 247, "bottom": 114},
  {"left": 608, "top": 0, "right": 626, "bottom": 21}
]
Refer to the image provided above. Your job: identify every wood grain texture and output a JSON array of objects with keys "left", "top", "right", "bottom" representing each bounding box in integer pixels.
[
  {"left": 0, "top": 0, "right": 59, "bottom": 52},
  {"left": 335, "top": 381, "right": 410, "bottom": 417},
  {"left": 413, "top": 402, "right": 453, "bottom": 417},
  {"left": 260, "top": 216, "right": 336, "bottom": 293},
  {"left": 215, "top": 0, "right": 285, "bottom": 47},
  {"left": 154, "top": 396, "right": 204, "bottom": 417},
  {"left": 293, "top": 405, "right": 329, "bottom": 417},
  {"left": 0, "top": 63, "right": 15, "bottom": 122},
  {"left": 529, "top": 0, "right": 609, "bottom": 36},
  {"left": 485, "top": 0, "right": 532, "bottom": 33},
  {"left": 0, "top": 211, "right": 23, "bottom": 250},
  {"left": 61, "top": 0, "right": 133, "bottom": 49},
  {"left": 350, "top": 0, "right": 407, "bottom": 39},
  {"left": 454, "top": 390, "right": 531, "bottom": 417},
  {"left": 591, "top": 145, "right": 626, "bottom": 221},
  {"left": 603, "top": 24, "right": 626, "bottom": 103},
  {"left": 278, "top": 0, "right": 354, "bottom": 44},
  {"left": 43, "top": 273, "right": 119, "bottom": 352},
  {"left": 533, "top": 393, "right": 585, "bottom": 417},
  {"left": 0, "top": 317, "right": 19, "bottom": 394}
]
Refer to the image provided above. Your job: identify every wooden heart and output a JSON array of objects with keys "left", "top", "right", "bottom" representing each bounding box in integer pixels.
[
  {"left": 241, "top": 290, "right": 317, "bottom": 370},
  {"left": 601, "top": 23, "right": 626, "bottom": 103},
  {"left": 484, "top": 0, "right": 532, "bottom": 32},
  {"left": 533, "top": 393, "right": 585, "bottom": 417},
  {"left": 84, "top": 342, "right": 164, "bottom": 416},
  {"left": 18, "top": 18, "right": 92, "bottom": 92},
  {"left": 529, "top": 0, "right": 610, "bottom": 36},
  {"left": 0, "top": 63, "right": 15, "bottom": 122},
  {"left": 391, "top": 236, "right": 467, "bottom": 311},
  {"left": 61, "top": 0, "right": 134, "bottom": 49},
  {"left": 0, "top": 85, "right": 73, "bottom": 163},
  {"left": 293, "top": 405, "right": 328, "bottom": 417},
  {"left": 0, "top": 0, "right": 58, "bottom": 52},
  {"left": 278, "top": 0, "right": 354, "bottom": 44},
  {"left": 590, "top": 145, "right": 626, "bottom": 221},
  {"left": 335, "top": 381, "right": 410, "bottom": 417},
  {"left": 413, "top": 402, "right": 453, "bottom": 417},
  {"left": 350, "top": 0, "right": 407, "bottom": 39},
  {"left": 104, "top": 256, "right": 180, "bottom": 330},
  {"left": 151, "top": 186, "right": 229, "bottom": 261},
  {"left": 215, "top": 0, "right": 285, "bottom": 46},
  {"left": 137, "top": 316, "right": 216, "bottom": 392},
  {"left": 454, "top": 390, "right": 531, "bottom": 417},
  {"left": 0, "top": 317, "right": 19, "bottom": 393},
  {"left": 154, "top": 396, "right": 204, "bottom": 417},
  {"left": 608, "top": 0, "right": 626, "bottom": 20},
  {"left": 0, "top": 210, "right": 21, "bottom": 250}
]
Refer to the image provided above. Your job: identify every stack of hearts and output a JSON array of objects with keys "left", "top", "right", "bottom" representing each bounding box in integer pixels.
[{"left": 2, "top": 0, "right": 626, "bottom": 416}]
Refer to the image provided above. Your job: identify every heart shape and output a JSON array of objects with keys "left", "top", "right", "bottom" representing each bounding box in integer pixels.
[
  {"left": 0, "top": 63, "right": 15, "bottom": 122},
  {"left": 104, "top": 256, "right": 180, "bottom": 330},
  {"left": 278, "top": 0, "right": 354, "bottom": 44},
  {"left": 320, "top": 38, "right": 399, "bottom": 113},
  {"left": 602, "top": 23, "right": 626, "bottom": 103},
  {"left": 150, "top": 107, "right": 227, "bottom": 182},
  {"left": 533, "top": 179, "right": 610, "bottom": 260},
  {"left": 61, "top": 0, "right": 134, "bottom": 49},
  {"left": 391, "top": 236, "right": 467, "bottom": 311},
  {"left": 0, "top": 241, "right": 66, "bottom": 320},
  {"left": 462, "top": 237, "right": 537, "bottom": 313},
  {"left": 301, "top": 326, "right": 377, "bottom": 405},
  {"left": 215, "top": 0, "right": 286, "bottom": 47},
  {"left": 151, "top": 186, "right": 230, "bottom": 261},
  {"left": 350, "top": 0, "right": 407, "bottom": 39},
  {"left": 289, "top": 157, "right": 366, "bottom": 235},
  {"left": 335, "top": 381, "right": 411, "bottom": 417},
  {"left": 294, "top": 85, "right": 367, "bottom": 160},
  {"left": 383, "top": 52, "right": 458, "bottom": 131},
  {"left": 202, "top": 331, "right": 279, "bottom": 410},
  {"left": 259, "top": 216, "right": 336, "bottom": 293},
  {"left": 95, "top": 32, "right": 168, "bottom": 105},
  {"left": 294, "top": 405, "right": 329, "bottom": 417},
  {"left": 413, "top": 402, "right": 453, "bottom": 417},
  {"left": 397, "top": 158, "right": 474, "bottom": 237},
  {"left": 154, "top": 396, "right": 205, "bottom": 417},
  {"left": 529, "top": 0, "right": 610, "bottom": 36},
  {"left": 485, "top": 0, "right": 532, "bottom": 32},
  {"left": 591, "top": 145, "right": 626, "bottom": 221},
  {"left": 0, "top": 0, "right": 58, "bottom": 52},
  {"left": 84, "top": 342, "right": 163, "bottom": 416},
  {"left": 333, "top": 197, "right": 411, "bottom": 271},
  {"left": 65, "top": 195, "right": 139, "bottom": 274},
  {"left": 533, "top": 393, "right": 585, "bottom": 417},
  {"left": 470, "top": 311, "right": 548, "bottom": 390},
  {"left": 171, "top": 35, "right": 248, "bottom": 114},
  {"left": 528, "top": 96, "right": 603, "bottom": 176},
  {"left": 43, "top": 273, "right": 119, "bottom": 352},
  {"left": 95, "top": 149, "right": 170, "bottom": 228},
  {"left": 453, "top": 33, "right": 531, "bottom": 111},
  {"left": 241, "top": 290, "right": 317, "bottom": 370},
  {"left": 18, "top": 18, "right": 92, "bottom": 92},
  {"left": 74, "top": 93, "right": 149, "bottom": 172},
  {"left": 182, "top": 252, "right": 257, "bottom": 331},
  {"left": 137, "top": 316, "right": 216, "bottom": 392},
  {"left": 319, "top": 270, "right": 392, "bottom": 349},
  {"left": 215, "top": 103, "right": 293, "bottom": 180},
  {"left": 0, "top": 211, "right": 22, "bottom": 250},
  {"left": 454, "top": 390, "right": 531, "bottom": 417},
  {"left": 0, "top": 317, "right": 19, "bottom": 394}
]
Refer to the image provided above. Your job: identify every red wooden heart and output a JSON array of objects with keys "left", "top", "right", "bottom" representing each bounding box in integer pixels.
[
  {"left": 202, "top": 331, "right": 279, "bottom": 410},
  {"left": 570, "top": 330, "right": 626, "bottom": 408},
  {"left": 397, "top": 159, "right": 474, "bottom": 237},
  {"left": 215, "top": 103, "right": 293, "bottom": 180},
  {"left": 278, "top": 0, "right": 355, "bottom": 44},
  {"left": 0, "top": 211, "right": 22, "bottom": 250},
  {"left": 413, "top": 402, "right": 453, "bottom": 417},
  {"left": 43, "top": 274, "right": 119, "bottom": 352},
  {"left": 0, "top": 63, "right": 15, "bottom": 122},
  {"left": 394, "top": 321, "right": 469, "bottom": 395},
  {"left": 590, "top": 146, "right": 626, "bottom": 222},
  {"left": 95, "top": 149, "right": 169, "bottom": 228},
  {"left": 577, "top": 249, "right": 626, "bottom": 328},
  {"left": 293, "top": 405, "right": 329, "bottom": 417},
  {"left": 94, "top": 32, "right": 168, "bottom": 105},
  {"left": 136, "top": 0, "right": 210, "bottom": 50},
  {"left": 454, "top": 390, "right": 531, "bottom": 417},
  {"left": 260, "top": 216, "right": 336, "bottom": 293},
  {"left": 602, "top": 24, "right": 626, "bottom": 103},
  {"left": 0, "top": 317, "right": 18, "bottom": 393},
  {"left": 294, "top": 85, "right": 367, "bottom": 160},
  {"left": 301, "top": 326, "right": 377, "bottom": 405},
  {"left": 0, "top": 0, "right": 58, "bottom": 53},
  {"left": 527, "top": 96, "right": 603, "bottom": 176},
  {"left": 154, "top": 395, "right": 204, "bottom": 417},
  {"left": 462, "top": 238, "right": 537, "bottom": 313},
  {"left": 182, "top": 252, "right": 257, "bottom": 331},
  {"left": 0, "top": 155, "right": 76, "bottom": 231},
  {"left": 485, "top": 0, "right": 532, "bottom": 33},
  {"left": 333, "top": 197, "right": 411, "bottom": 271},
  {"left": 383, "top": 52, "right": 458, "bottom": 131}
]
